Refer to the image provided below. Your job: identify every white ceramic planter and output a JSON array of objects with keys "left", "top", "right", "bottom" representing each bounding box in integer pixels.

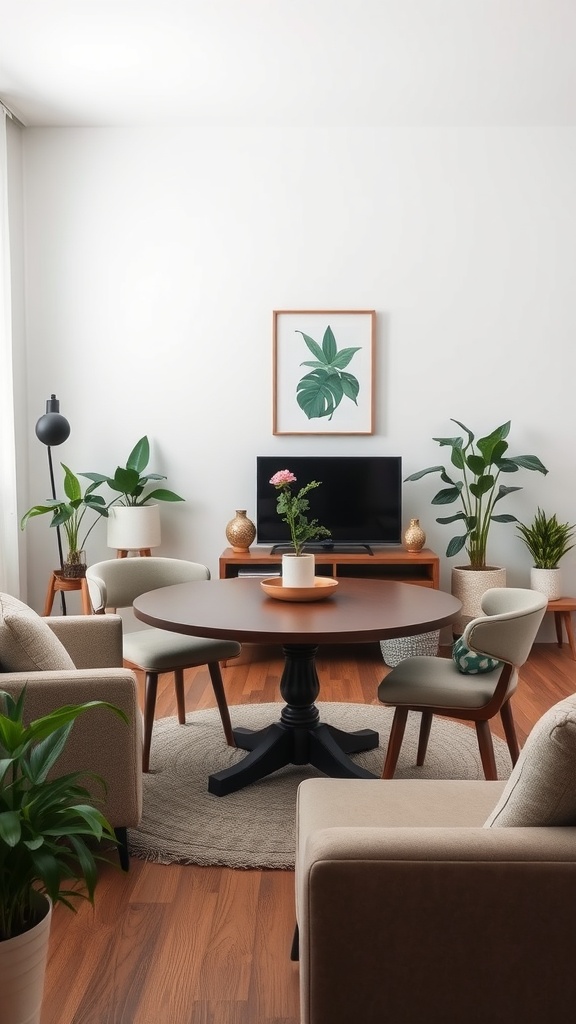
[
  {"left": 530, "top": 567, "right": 562, "bottom": 601},
  {"left": 0, "top": 894, "right": 52, "bottom": 1024},
  {"left": 107, "top": 503, "right": 161, "bottom": 551},
  {"left": 281, "top": 553, "right": 315, "bottom": 588},
  {"left": 451, "top": 565, "right": 507, "bottom": 635}
]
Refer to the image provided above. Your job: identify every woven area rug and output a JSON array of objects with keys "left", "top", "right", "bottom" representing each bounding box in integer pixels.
[{"left": 128, "top": 702, "right": 512, "bottom": 869}]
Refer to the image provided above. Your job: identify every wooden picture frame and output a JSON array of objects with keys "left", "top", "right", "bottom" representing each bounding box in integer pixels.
[{"left": 272, "top": 309, "right": 375, "bottom": 435}]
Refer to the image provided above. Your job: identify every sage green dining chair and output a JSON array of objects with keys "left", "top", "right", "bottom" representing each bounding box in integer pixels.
[
  {"left": 377, "top": 588, "right": 547, "bottom": 781},
  {"left": 86, "top": 557, "right": 241, "bottom": 772}
]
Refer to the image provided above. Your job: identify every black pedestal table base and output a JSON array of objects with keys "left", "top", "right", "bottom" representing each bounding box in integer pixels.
[{"left": 208, "top": 643, "right": 379, "bottom": 796}]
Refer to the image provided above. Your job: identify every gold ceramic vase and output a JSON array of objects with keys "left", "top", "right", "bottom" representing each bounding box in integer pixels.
[
  {"left": 225, "top": 510, "right": 256, "bottom": 552},
  {"left": 403, "top": 518, "right": 426, "bottom": 552}
]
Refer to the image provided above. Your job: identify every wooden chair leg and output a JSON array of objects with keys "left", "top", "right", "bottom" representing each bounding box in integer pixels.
[
  {"left": 174, "top": 668, "right": 186, "bottom": 725},
  {"left": 208, "top": 662, "right": 236, "bottom": 747},
  {"left": 416, "top": 711, "right": 433, "bottom": 766},
  {"left": 382, "top": 707, "right": 409, "bottom": 779},
  {"left": 475, "top": 720, "right": 498, "bottom": 780},
  {"left": 500, "top": 699, "right": 520, "bottom": 765},
  {"left": 43, "top": 574, "right": 57, "bottom": 616},
  {"left": 143, "top": 672, "right": 159, "bottom": 773}
]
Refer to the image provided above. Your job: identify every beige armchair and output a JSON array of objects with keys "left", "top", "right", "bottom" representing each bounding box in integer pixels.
[
  {"left": 294, "top": 694, "right": 576, "bottom": 1024},
  {"left": 0, "top": 594, "right": 142, "bottom": 870}
]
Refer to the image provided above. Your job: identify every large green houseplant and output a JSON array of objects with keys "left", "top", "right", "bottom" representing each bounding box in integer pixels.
[
  {"left": 0, "top": 688, "right": 125, "bottom": 1022},
  {"left": 82, "top": 436, "right": 184, "bottom": 552},
  {"left": 82, "top": 436, "right": 184, "bottom": 507},
  {"left": 405, "top": 419, "right": 548, "bottom": 570},
  {"left": 20, "top": 464, "right": 108, "bottom": 576}
]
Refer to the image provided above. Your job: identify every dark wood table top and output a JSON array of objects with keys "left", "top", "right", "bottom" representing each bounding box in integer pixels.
[{"left": 133, "top": 577, "right": 461, "bottom": 645}]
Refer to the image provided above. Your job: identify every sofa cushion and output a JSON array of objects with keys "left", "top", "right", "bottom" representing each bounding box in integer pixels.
[
  {"left": 452, "top": 637, "right": 500, "bottom": 675},
  {"left": 484, "top": 694, "right": 576, "bottom": 827},
  {"left": 0, "top": 592, "right": 75, "bottom": 672}
]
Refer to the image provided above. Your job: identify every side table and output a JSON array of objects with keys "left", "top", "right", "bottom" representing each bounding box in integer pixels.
[
  {"left": 547, "top": 598, "right": 576, "bottom": 661},
  {"left": 43, "top": 572, "right": 92, "bottom": 616}
]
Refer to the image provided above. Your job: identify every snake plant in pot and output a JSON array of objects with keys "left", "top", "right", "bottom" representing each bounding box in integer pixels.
[
  {"left": 82, "top": 435, "right": 184, "bottom": 552},
  {"left": 0, "top": 688, "right": 126, "bottom": 1024},
  {"left": 405, "top": 419, "right": 549, "bottom": 631},
  {"left": 516, "top": 507, "right": 575, "bottom": 600}
]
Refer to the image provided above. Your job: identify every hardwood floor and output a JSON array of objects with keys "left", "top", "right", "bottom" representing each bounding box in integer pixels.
[{"left": 41, "top": 641, "right": 576, "bottom": 1024}]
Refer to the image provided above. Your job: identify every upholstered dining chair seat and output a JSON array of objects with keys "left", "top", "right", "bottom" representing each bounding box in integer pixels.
[
  {"left": 380, "top": 655, "right": 505, "bottom": 709},
  {"left": 122, "top": 629, "right": 236, "bottom": 672}
]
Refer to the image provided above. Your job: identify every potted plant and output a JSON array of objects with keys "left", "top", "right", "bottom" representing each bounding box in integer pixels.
[
  {"left": 82, "top": 436, "right": 184, "bottom": 552},
  {"left": 405, "top": 419, "right": 548, "bottom": 631},
  {"left": 20, "top": 464, "right": 108, "bottom": 577},
  {"left": 0, "top": 688, "right": 126, "bottom": 1024},
  {"left": 516, "top": 507, "right": 575, "bottom": 600},
  {"left": 269, "top": 469, "right": 331, "bottom": 587}
]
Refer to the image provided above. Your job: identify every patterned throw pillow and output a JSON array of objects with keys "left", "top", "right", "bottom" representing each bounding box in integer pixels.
[
  {"left": 452, "top": 637, "right": 500, "bottom": 675},
  {"left": 485, "top": 694, "right": 576, "bottom": 826},
  {"left": 0, "top": 592, "right": 75, "bottom": 671}
]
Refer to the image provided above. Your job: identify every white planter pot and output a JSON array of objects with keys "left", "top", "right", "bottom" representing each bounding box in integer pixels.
[
  {"left": 530, "top": 567, "right": 562, "bottom": 601},
  {"left": 281, "top": 553, "right": 316, "bottom": 588},
  {"left": 451, "top": 565, "right": 507, "bottom": 636},
  {"left": 0, "top": 894, "right": 52, "bottom": 1024},
  {"left": 107, "top": 503, "right": 161, "bottom": 551}
]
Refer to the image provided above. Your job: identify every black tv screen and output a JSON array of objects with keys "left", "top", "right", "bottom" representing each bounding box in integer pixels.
[{"left": 256, "top": 456, "right": 402, "bottom": 550}]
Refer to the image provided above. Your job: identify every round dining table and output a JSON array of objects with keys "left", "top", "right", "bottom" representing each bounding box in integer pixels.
[{"left": 133, "top": 576, "right": 461, "bottom": 796}]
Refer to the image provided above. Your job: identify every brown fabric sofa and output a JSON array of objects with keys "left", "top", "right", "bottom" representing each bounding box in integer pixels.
[
  {"left": 0, "top": 598, "right": 142, "bottom": 868},
  {"left": 295, "top": 695, "right": 576, "bottom": 1024}
]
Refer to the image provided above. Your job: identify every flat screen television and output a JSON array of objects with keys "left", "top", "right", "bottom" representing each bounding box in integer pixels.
[{"left": 256, "top": 455, "right": 402, "bottom": 552}]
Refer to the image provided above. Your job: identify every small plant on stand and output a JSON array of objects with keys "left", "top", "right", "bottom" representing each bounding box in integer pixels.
[{"left": 20, "top": 464, "right": 108, "bottom": 576}]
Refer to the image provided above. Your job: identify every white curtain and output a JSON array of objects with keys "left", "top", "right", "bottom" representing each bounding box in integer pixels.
[{"left": 0, "top": 106, "right": 20, "bottom": 595}]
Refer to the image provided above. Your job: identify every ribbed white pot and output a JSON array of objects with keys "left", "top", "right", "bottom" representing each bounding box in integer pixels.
[
  {"left": 281, "top": 553, "right": 315, "bottom": 588},
  {"left": 0, "top": 894, "right": 52, "bottom": 1024},
  {"left": 107, "top": 503, "right": 161, "bottom": 551},
  {"left": 530, "top": 567, "right": 562, "bottom": 601},
  {"left": 451, "top": 565, "right": 507, "bottom": 635}
]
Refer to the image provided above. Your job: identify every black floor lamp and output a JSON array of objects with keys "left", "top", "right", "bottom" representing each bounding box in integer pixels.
[{"left": 35, "top": 394, "right": 71, "bottom": 613}]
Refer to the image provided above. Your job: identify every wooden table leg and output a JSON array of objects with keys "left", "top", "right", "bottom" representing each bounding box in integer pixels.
[{"left": 561, "top": 611, "right": 576, "bottom": 660}]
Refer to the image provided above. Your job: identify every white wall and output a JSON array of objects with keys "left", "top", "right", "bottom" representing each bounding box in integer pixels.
[{"left": 16, "top": 127, "right": 576, "bottom": 620}]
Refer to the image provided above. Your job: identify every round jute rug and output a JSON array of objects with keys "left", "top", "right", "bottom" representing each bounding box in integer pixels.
[{"left": 128, "top": 702, "right": 512, "bottom": 869}]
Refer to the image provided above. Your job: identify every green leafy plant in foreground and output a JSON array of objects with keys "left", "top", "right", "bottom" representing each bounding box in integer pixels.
[
  {"left": 405, "top": 419, "right": 548, "bottom": 569},
  {"left": 296, "top": 326, "right": 361, "bottom": 420},
  {"left": 0, "top": 689, "right": 126, "bottom": 940},
  {"left": 516, "top": 508, "right": 576, "bottom": 569}
]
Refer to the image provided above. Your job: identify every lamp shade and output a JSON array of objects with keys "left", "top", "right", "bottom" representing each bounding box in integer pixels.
[
  {"left": 35, "top": 395, "right": 70, "bottom": 447},
  {"left": 106, "top": 504, "right": 161, "bottom": 551}
]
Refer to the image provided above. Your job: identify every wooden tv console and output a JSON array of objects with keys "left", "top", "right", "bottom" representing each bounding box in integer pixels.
[{"left": 219, "top": 546, "right": 440, "bottom": 589}]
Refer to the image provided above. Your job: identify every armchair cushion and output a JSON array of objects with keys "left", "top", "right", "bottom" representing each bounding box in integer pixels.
[
  {"left": 0, "top": 592, "right": 74, "bottom": 672},
  {"left": 452, "top": 637, "right": 500, "bottom": 675},
  {"left": 484, "top": 693, "right": 576, "bottom": 827}
]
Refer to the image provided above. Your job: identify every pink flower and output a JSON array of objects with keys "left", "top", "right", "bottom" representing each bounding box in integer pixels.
[{"left": 269, "top": 470, "right": 297, "bottom": 487}]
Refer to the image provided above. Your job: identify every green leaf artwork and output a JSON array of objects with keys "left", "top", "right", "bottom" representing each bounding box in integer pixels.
[{"left": 295, "top": 326, "right": 361, "bottom": 420}]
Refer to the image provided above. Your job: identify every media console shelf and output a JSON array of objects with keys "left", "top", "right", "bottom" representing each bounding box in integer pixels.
[{"left": 219, "top": 546, "right": 440, "bottom": 589}]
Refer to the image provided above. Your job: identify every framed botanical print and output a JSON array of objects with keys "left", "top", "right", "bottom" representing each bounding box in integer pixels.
[{"left": 272, "top": 309, "right": 375, "bottom": 435}]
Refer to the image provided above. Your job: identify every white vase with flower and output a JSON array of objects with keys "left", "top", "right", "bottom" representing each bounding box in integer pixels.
[{"left": 269, "top": 469, "right": 331, "bottom": 588}]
